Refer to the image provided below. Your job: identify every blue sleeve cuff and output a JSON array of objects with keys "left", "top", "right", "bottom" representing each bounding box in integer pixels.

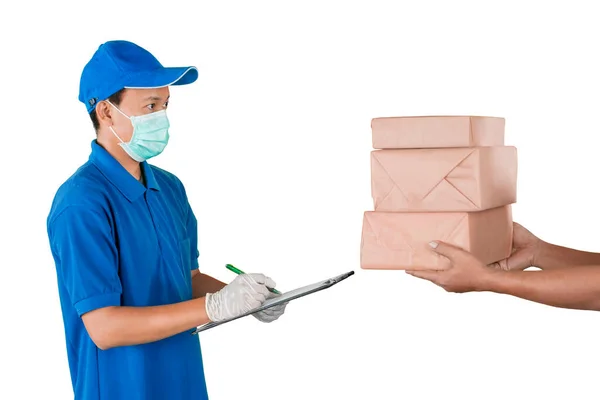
[
  {"left": 74, "top": 292, "right": 121, "bottom": 316},
  {"left": 191, "top": 249, "right": 200, "bottom": 270}
]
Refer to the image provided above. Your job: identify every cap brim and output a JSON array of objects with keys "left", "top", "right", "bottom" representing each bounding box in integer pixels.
[{"left": 124, "top": 66, "right": 198, "bottom": 89}]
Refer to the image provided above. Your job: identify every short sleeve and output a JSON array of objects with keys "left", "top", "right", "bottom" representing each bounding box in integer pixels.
[
  {"left": 49, "top": 205, "right": 122, "bottom": 316},
  {"left": 186, "top": 202, "right": 200, "bottom": 271}
]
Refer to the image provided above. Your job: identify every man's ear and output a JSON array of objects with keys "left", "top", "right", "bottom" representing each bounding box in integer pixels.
[{"left": 96, "top": 100, "right": 114, "bottom": 128}]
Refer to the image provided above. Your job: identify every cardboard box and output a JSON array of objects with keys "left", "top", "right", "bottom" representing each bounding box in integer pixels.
[
  {"left": 360, "top": 206, "right": 513, "bottom": 270},
  {"left": 371, "top": 115, "right": 505, "bottom": 149},
  {"left": 371, "top": 146, "right": 517, "bottom": 212}
]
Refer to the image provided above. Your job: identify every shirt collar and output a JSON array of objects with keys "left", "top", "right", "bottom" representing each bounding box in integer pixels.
[
  {"left": 141, "top": 160, "right": 160, "bottom": 191},
  {"left": 89, "top": 140, "right": 160, "bottom": 202}
]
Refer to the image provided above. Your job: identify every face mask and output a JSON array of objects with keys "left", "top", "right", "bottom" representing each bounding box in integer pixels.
[{"left": 107, "top": 100, "right": 170, "bottom": 162}]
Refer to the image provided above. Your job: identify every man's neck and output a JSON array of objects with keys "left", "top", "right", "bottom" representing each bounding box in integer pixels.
[{"left": 96, "top": 137, "right": 142, "bottom": 180}]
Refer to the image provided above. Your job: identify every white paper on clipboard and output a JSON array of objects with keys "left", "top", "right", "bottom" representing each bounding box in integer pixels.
[{"left": 191, "top": 270, "right": 354, "bottom": 334}]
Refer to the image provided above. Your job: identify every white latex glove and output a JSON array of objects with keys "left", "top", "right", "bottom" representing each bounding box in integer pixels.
[
  {"left": 205, "top": 273, "right": 275, "bottom": 322},
  {"left": 252, "top": 292, "right": 288, "bottom": 323}
]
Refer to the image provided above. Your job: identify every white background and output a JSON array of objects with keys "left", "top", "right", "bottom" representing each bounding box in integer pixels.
[{"left": 2, "top": 1, "right": 600, "bottom": 399}]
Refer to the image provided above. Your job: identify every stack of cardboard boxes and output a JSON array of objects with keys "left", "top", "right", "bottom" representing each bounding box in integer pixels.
[{"left": 361, "top": 116, "right": 517, "bottom": 271}]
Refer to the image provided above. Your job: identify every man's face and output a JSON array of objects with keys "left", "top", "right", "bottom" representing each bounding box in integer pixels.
[{"left": 103, "top": 87, "right": 170, "bottom": 142}]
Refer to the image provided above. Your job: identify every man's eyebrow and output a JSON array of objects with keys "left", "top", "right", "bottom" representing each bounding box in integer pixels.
[{"left": 143, "top": 95, "right": 170, "bottom": 101}]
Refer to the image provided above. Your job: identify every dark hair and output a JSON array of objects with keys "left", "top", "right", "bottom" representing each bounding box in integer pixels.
[{"left": 89, "top": 88, "right": 126, "bottom": 132}]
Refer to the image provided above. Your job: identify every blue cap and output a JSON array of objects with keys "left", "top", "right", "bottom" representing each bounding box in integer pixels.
[{"left": 79, "top": 40, "right": 198, "bottom": 113}]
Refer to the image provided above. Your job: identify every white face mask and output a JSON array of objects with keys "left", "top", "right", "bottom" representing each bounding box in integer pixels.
[{"left": 107, "top": 101, "right": 171, "bottom": 162}]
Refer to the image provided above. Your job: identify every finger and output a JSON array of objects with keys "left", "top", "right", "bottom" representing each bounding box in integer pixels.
[
  {"left": 245, "top": 274, "right": 278, "bottom": 291},
  {"left": 266, "top": 291, "right": 281, "bottom": 300},
  {"left": 242, "top": 282, "right": 269, "bottom": 301},
  {"left": 244, "top": 273, "right": 267, "bottom": 285},
  {"left": 262, "top": 303, "right": 283, "bottom": 312},
  {"left": 271, "top": 306, "right": 286, "bottom": 316},
  {"left": 264, "top": 276, "right": 277, "bottom": 290},
  {"left": 259, "top": 314, "right": 279, "bottom": 323},
  {"left": 252, "top": 308, "right": 281, "bottom": 322},
  {"left": 405, "top": 269, "right": 441, "bottom": 284},
  {"left": 488, "top": 250, "right": 531, "bottom": 271},
  {"left": 429, "top": 241, "right": 472, "bottom": 261},
  {"left": 253, "top": 284, "right": 270, "bottom": 299},
  {"left": 505, "top": 249, "right": 533, "bottom": 270},
  {"left": 239, "top": 277, "right": 269, "bottom": 299},
  {"left": 487, "top": 260, "right": 507, "bottom": 270},
  {"left": 263, "top": 304, "right": 286, "bottom": 315},
  {"left": 253, "top": 314, "right": 269, "bottom": 322},
  {"left": 247, "top": 297, "right": 262, "bottom": 310},
  {"left": 262, "top": 308, "right": 284, "bottom": 320},
  {"left": 246, "top": 291, "right": 267, "bottom": 307},
  {"left": 259, "top": 309, "right": 276, "bottom": 316},
  {"left": 259, "top": 308, "right": 279, "bottom": 317}
]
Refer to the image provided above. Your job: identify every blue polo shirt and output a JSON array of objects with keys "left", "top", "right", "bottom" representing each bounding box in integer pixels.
[{"left": 46, "top": 140, "right": 209, "bottom": 400}]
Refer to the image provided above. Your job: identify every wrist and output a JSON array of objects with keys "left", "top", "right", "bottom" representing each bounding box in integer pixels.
[
  {"left": 204, "top": 292, "right": 219, "bottom": 322},
  {"left": 532, "top": 239, "right": 552, "bottom": 268},
  {"left": 478, "top": 269, "right": 504, "bottom": 292}
]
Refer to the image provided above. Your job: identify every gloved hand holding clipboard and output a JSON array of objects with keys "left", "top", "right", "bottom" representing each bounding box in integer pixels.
[{"left": 192, "top": 268, "right": 354, "bottom": 334}]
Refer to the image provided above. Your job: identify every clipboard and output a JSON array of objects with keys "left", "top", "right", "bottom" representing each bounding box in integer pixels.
[{"left": 192, "top": 270, "right": 354, "bottom": 334}]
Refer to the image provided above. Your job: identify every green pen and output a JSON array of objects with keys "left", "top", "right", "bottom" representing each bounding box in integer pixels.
[{"left": 225, "top": 264, "right": 281, "bottom": 294}]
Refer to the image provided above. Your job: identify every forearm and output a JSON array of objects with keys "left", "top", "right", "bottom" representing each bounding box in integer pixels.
[
  {"left": 192, "top": 272, "right": 227, "bottom": 298},
  {"left": 536, "top": 241, "right": 600, "bottom": 270},
  {"left": 484, "top": 266, "right": 600, "bottom": 311},
  {"left": 83, "top": 297, "right": 210, "bottom": 350}
]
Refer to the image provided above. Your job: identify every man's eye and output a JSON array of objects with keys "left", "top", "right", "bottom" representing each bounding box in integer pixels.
[
  {"left": 164, "top": 101, "right": 169, "bottom": 108},
  {"left": 146, "top": 103, "right": 155, "bottom": 110}
]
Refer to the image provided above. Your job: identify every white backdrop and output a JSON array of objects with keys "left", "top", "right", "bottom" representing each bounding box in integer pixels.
[{"left": 2, "top": 1, "right": 600, "bottom": 399}]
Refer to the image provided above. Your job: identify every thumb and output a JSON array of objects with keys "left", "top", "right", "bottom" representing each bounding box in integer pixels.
[{"left": 428, "top": 240, "right": 469, "bottom": 261}]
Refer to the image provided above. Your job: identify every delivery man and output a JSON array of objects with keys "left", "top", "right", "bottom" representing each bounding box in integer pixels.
[{"left": 47, "top": 40, "right": 287, "bottom": 400}]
